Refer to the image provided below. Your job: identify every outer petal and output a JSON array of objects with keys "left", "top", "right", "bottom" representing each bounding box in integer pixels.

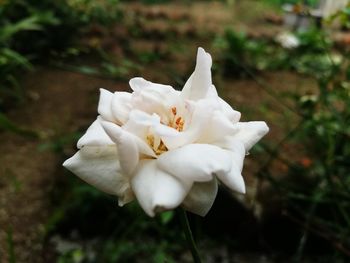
[
  {"left": 129, "top": 77, "right": 174, "bottom": 94},
  {"left": 197, "top": 110, "right": 237, "bottom": 144},
  {"left": 216, "top": 160, "right": 246, "bottom": 194},
  {"left": 101, "top": 121, "right": 139, "bottom": 175},
  {"left": 77, "top": 117, "right": 114, "bottom": 149},
  {"left": 111, "top": 92, "right": 132, "bottom": 125},
  {"left": 219, "top": 98, "right": 241, "bottom": 123},
  {"left": 63, "top": 146, "right": 133, "bottom": 204},
  {"left": 233, "top": 121, "right": 269, "bottom": 152},
  {"left": 98, "top": 89, "right": 115, "bottom": 122},
  {"left": 131, "top": 160, "right": 191, "bottom": 217},
  {"left": 214, "top": 137, "right": 245, "bottom": 172},
  {"left": 158, "top": 144, "right": 232, "bottom": 183},
  {"left": 182, "top": 178, "right": 218, "bottom": 217},
  {"left": 181, "top": 47, "right": 212, "bottom": 100}
]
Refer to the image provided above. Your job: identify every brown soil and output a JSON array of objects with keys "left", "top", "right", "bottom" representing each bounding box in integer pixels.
[{"left": 0, "top": 69, "right": 126, "bottom": 262}]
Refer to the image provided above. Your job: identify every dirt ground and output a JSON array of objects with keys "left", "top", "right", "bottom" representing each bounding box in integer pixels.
[{"left": 0, "top": 1, "right": 317, "bottom": 262}]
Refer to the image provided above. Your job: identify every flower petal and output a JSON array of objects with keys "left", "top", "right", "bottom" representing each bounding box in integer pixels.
[
  {"left": 129, "top": 77, "right": 174, "bottom": 93},
  {"left": 111, "top": 91, "right": 132, "bottom": 125},
  {"left": 233, "top": 121, "right": 269, "bottom": 151},
  {"left": 130, "top": 78, "right": 181, "bottom": 122},
  {"left": 182, "top": 178, "right": 218, "bottom": 217},
  {"left": 161, "top": 98, "right": 219, "bottom": 149},
  {"left": 197, "top": 110, "right": 237, "bottom": 144},
  {"left": 214, "top": 137, "right": 246, "bottom": 172},
  {"left": 158, "top": 144, "right": 232, "bottom": 183},
  {"left": 181, "top": 47, "right": 212, "bottom": 100},
  {"left": 77, "top": 117, "right": 114, "bottom": 149},
  {"left": 98, "top": 88, "right": 115, "bottom": 122},
  {"left": 131, "top": 160, "right": 191, "bottom": 217},
  {"left": 219, "top": 98, "right": 241, "bottom": 123},
  {"left": 101, "top": 121, "right": 155, "bottom": 175},
  {"left": 123, "top": 110, "right": 160, "bottom": 139},
  {"left": 63, "top": 145, "right": 133, "bottom": 204},
  {"left": 216, "top": 161, "right": 246, "bottom": 194}
]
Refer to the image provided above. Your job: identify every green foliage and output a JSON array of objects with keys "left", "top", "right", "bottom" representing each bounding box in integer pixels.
[
  {"left": 49, "top": 176, "right": 181, "bottom": 263},
  {"left": 216, "top": 28, "right": 336, "bottom": 78},
  {"left": 260, "top": 45, "right": 350, "bottom": 259},
  {"left": 0, "top": 112, "right": 39, "bottom": 138},
  {"left": 214, "top": 23, "right": 350, "bottom": 258},
  {"left": 6, "top": 226, "right": 16, "bottom": 263},
  {"left": 0, "top": 0, "right": 121, "bottom": 110},
  {"left": 328, "top": 3, "right": 350, "bottom": 29},
  {"left": 265, "top": 0, "right": 319, "bottom": 7},
  {"left": 214, "top": 30, "right": 269, "bottom": 77}
]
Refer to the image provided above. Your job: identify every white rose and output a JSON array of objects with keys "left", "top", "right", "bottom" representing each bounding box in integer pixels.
[{"left": 63, "top": 47, "right": 269, "bottom": 217}]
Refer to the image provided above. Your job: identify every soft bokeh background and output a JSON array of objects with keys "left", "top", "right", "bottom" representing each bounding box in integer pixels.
[{"left": 1, "top": 0, "right": 350, "bottom": 262}]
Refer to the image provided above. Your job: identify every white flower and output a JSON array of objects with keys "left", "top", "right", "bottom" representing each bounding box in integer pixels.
[
  {"left": 276, "top": 31, "right": 300, "bottom": 49},
  {"left": 63, "top": 47, "right": 269, "bottom": 217}
]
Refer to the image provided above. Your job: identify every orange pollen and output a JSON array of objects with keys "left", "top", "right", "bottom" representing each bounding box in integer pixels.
[
  {"left": 171, "top": 107, "right": 177, "bottom": 116},
  {"left": 147, "top": 134, "right": 168, "bottom": 156},
  {"left": 175, "top": 117, "right": 184, "bottom": 131},
  {"left": 175, "top": 117, "right": 182, "bottom": 125}
]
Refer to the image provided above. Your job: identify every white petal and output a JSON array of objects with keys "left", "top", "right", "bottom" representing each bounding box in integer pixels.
[
  {"left": 63, "top": 146, "right": 133, "bottom": 204},
  {"left": 219, "top": 98, "right": 241, "bottom": 123},
  {"left": 158, "top": 144, "right": 232, "bottom": 183},
  {"left": 233, "top": 121, "right": 269, "bottom": 151},
  {"left": 98, "top": 89, "right": 115, "bottom": 122},
  {"left": 181, "top": 47, "right": 212, "bottom": 100},
  {"left": 129, "top": 77, "right": 174, "bottom": 93},
  {"left": 111, "top": 92, "right": 132, "bottom": 125},
  {"left": 182, "top": 178, "right": 218, "bottom": 217},
  {"left": 77, "top": 117, "right": 114, "bottom": 149},
  {"left": 207, "top": 84, "right": 218, "bottom": 98},
  {"left": 216, "top": 161, "right": 246, "bottom": 194},
  {"left": 197, "top": 110, "right": 237, "bottom": 144},
  {"left": 131, "top": 160, "right": 191, "bottom": 217},
  {"left": 101, "top": 121, "right": 156, "bottom": 162},
  {"left": 214, "top": 137, "right": 245, "bottom": 172},
  {"left": 161, "top": 98, "right": 218, "bottom": 149},
  {"left": 123, "top": 110, "right": 159, "bottom": 139},
  {"left": 130, "top": 78, "right": 180, "bottom": 122},
  {"left": 101, "top": 121, "right": 140, "bottom": 175}
]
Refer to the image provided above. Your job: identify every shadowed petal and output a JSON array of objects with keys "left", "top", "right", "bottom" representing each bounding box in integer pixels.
[
  {"left": 182, "top": 178, "right": 218, "bottom": 217},
  {"left": 131, "top": 160, "right": 191, "bottom": 217},
  {"left": 63, "top": 146, "right": 133, "bottom": 204}
]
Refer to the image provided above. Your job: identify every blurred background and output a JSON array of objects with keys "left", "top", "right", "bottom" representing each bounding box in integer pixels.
[{"left": 0, "top": 0, "right": 350, "bottom": 262}]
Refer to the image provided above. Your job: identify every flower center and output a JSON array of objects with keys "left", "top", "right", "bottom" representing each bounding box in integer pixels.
[
  {"left": 145, "top": 106, "right": 185, "bottom": 156},
  {"left": 169, "top": 107, "right": 184, "bottom": 132},
  {"left": 147, "top": 134, "right": 168, "bottom": 156}
]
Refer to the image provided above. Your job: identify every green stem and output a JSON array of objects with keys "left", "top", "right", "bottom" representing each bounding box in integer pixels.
[{"left": 177, "top": 208, "right": 202, "bottom": 263}]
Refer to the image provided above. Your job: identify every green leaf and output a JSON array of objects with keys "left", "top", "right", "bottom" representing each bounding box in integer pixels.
[{"left": 160, "top": 211, "right": 174, "bottom": 225}]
